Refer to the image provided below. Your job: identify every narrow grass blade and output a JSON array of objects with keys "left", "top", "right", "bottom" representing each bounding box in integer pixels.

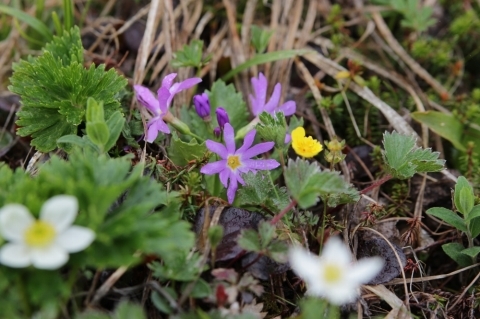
[{"left": 0, "top": 4, "right": 52, "bottom": 41}]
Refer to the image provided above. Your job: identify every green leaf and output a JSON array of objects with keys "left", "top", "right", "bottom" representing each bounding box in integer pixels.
[
  {"left": 207, "top": 80, "right": 249, "bottom": 131},
  {"left": 151, "top": 290, "right": 174, "bottom": 315},
  {"left": 208, "top": 225, "right": 224, "bottom": 249},
  {"left": 251, "top": 25, "right": 274, "bottom": 53},
  {"left": 412, "top": 111, "right": 465, "bottom": 151},
  {"left": 236, "top": 171, "right": 290, "bottom": 214},
  {"left": 183, "top": 279, "right": 212, "bottom": 299},
  {"left": 238, "top": 229, "right": 262, "bottom": 252},
  {"left": 460, "top": 247, "right": 480, "bottom": 259},
  {"left": 222, "top": 49, "right": 312, "bottom": 81},
  {"left": 172, "top": 40, "right": 205, "bottom": 68},
  {"left": 168, "top": 132, "right": 207, "bottom": 166},
  {"left": 104, "top": 111, "right": 126, "bottom": 151},
  {"left": 382, "top": 131, "right": 445, "bottom": 179},
  {"left": 442, "top": 243, "right": 472, "bottom": 267},
  {"left": 258, "top": 221, "right": 276, "bottom": 249},
  {"left": 10, "top": 27, "right": 127, "bottom": 152},
  {"left": 0, "top": 4, "right": 53, "bottom": 42},
  {"left": 284, "top": 158, "right": 353, "bottom": 209},
  {"left": 255, "top": 112, "right": 287, "bottom": 149},
  {"left": 466, "top": 205, "right": 480, "bottom": 223},
  {"left": 87, "top": 122, "right": 109, "bottom": 148},
  {"left": 454, "top": 176, "right": 474, "bottom": 215},
  {"left": 426, "top": 207, "right": 467, "bottom": 232},
  {"left": 114, "top": 301, "right": 147, "bottom": 319}
]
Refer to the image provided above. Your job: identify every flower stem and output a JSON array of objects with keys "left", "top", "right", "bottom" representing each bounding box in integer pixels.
[
  {"left": 360, "top": 174, "right": 393, "bottom": 195},
  {"left": 270, "top": 199, "right": 297, "bottom": 225},
  {"left": 318, "top": 202, "right": 328, "bottom": 252}
]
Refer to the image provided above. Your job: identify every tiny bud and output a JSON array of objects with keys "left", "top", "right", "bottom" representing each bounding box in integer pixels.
[
  {"left": 193, "top": 93, "right": 211, "bottom": 120},
  {"left": 216, "top": 107, "right": 230, "bottom": 129},
  {"left": 213, "top": 127, "right": 221, "bottom": 137}
]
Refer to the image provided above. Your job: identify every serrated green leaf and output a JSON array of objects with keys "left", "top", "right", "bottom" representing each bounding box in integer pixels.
[
  {"left": 460, "top": 247, "right": 480, "bottom": 259},
  {"left": 236, "top": 171, "right": 290, "bottom": 213},
  {"left": 251, "top": 25, "right": 274, "bottom": 53},
  {"left": 382, "top": 131, "right": 445, "bottom": 179},
  {"left": 168, "top": 132, "right": 207, "bottom": 166},
  {"left": 258, "top": 221, "right": 276, "bottom": 249},
  {"left": 284, "top": 158, "right": 353, "bottom": 209},
  {"left": 10, "top": 27, "right": 127, "bottom": 152},
  {"left": 207, "top": 80, "right": 249, "bottom": 131},
  {"left": 442, "top": 243, "right": 472, "bottom": 267},
  {"left": 171, "top": 40, "right": 204, "bottom": 68},
  {"left": 238, "top": 229, "right": 261, "bottom": 252},
  {"left": 183, "top": 279, "right": 212, "bottom": 299},
  {"left": 455, "top": 176, "right": 474, "bottom": 215},
  {"left": 256, "top": 112, "right": 287, "bottom": 148},
  {"left": 426, "top": 207, "right": 467, "bottom": 232},
  {"left": 151, "top": 291, "right": 174, "bottom": 315}
]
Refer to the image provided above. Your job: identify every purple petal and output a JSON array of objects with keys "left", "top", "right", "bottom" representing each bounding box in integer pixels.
[
  {"left": 226, "top": 174, "right": 239, "bottom": 204},
  {"left": 249, "top": 95, "right": 262, "bottom": 117},
  {"left": 201, "top": 160, "right": 227, "bottom": 175},
  {"left": 157, "top": 87, "right": 172, "bottom": 114},
  {"left": 219, "top": 169, "right": 230, "bottom": 188},
  {"left": 146, "top": 119, "right": 160, "bottom": 143},
  {"left": 243, "top": 159, "right": 280, "bottom": 170},
  {"left": 284, "top": 133, "right": 292, "bottom": 144},
  {"left": 236, "top": 172, "right": 245, "bottom": 185},
  {"left": 236, "top": 129, "right": 257, "bottom": 154},
  {"left": 162, "top": 73, "right": 177, "bottom": 89},
  {"left": 155, "top": 118, "right": 170, "bottom": 134},
  {"left": 171, "top": 78, "right": 202, "bottom": 94},
  {"left": 134, "top": 85, "right": 160, "bottom": 115},
  {"left": 206, "top": 140, "right": 228, "bottom": 158},
  {"left": 263, "top": 83, "right": 281, "bottom": 114},
  {"left": 250, "top": 73, "right": 268, "bottom": 115},
  {"left": 278, "top": 100, "right": 296, "bottom": 116},
  {"left": 223, "top": 123, "right": 236, "bottom": 154},
  {"left": 242, "top": 142, "right": 275, "bottom": 159}
]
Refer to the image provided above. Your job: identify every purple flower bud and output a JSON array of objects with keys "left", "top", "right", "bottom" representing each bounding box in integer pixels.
[
  {"left": 193, "top": 93, "right": 211, "bottom": 120},
  {"left": 213, "top": 127, "right": 221, "bottom": 137},
  {"left": 216, "top": 107, "right": 230, "bottom": 129}
]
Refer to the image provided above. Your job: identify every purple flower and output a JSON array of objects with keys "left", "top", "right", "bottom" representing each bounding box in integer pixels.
[
  {"left": 193, "top": 93, "right": 211, "bottom": 120},
  {"left": 134, "top": 73, "right": 201, "bottom": 143},
  {"left": 200, "top": 123, "right": 280, "bottom": 203},
  {"left": 216, "top": 107, "right": 230, "bottom": 129},
  {"left": 249, "top": 73, "right": 296, "bottom": 117}
]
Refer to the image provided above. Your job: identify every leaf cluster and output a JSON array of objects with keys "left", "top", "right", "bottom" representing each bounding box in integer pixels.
[
  {"left": 172, "top": 40, "right": 211, "bottom": 69},
  {"left": 10, "top": 27, "right": 127, "bottom": 152},
  {"left": 427, "top": 176, "right": 480, "bottom": 266}
]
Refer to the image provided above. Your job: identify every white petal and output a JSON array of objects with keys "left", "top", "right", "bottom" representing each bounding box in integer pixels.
[
  {"left": 0, "top": 204, "right": 34, "bottom": 242},
  {"left": 321, "top": 237, "right": 352, "bottom": 266},
  {"left": 324, "top": 281, "right": 359, "bottom": 305},
  {"left": 56, "top": 226, "right": 95, "bottom": 253},
  {"left": 30, "top": 245, "right": 69, "bottom": 270},
  {"left": 0, "top": 243, "right": 32, "bottom": 268},
  {"left": 288, "top": 246, "right": 322, "bottom": 282},
  {"left": 348, "top": 257, "right": 384, "bottom": 285},
  {"left": 40, "top": 195, "right": 78, "bottom": 233}
]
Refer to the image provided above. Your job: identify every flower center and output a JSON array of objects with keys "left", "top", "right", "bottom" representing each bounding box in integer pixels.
[
  {"left": 323, "top": 263, "right": 342, "bottom": 284},
  {"left": 24, "top": 221, "right": 56, "bottom": 247},
  {"left": 227, "top": 155, "right": 242, "bottom": 170}
]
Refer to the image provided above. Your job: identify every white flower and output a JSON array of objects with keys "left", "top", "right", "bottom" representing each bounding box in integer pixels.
[
  {"left": 0, "top": 195, "right": 95, "bottom": 270},
  {"left": 288, "top": 237, "right": 384, "bottom": 305}
]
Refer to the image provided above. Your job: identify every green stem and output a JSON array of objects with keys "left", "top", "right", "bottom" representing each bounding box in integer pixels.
[
  {"left": 18, "top": 275, "right": 31, "bottom": 317},
  {"left": 318, "top": 201, "right": 328, "bottom": 252}
]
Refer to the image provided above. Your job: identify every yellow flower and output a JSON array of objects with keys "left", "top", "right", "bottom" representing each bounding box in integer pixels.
[{"left": 291, "top": 127, "right": 323, "bottom": 158}]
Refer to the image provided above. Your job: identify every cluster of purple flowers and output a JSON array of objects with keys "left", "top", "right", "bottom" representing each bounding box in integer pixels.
[{"left": 134, "top": 72, "right": 296, "bottom": 203}]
